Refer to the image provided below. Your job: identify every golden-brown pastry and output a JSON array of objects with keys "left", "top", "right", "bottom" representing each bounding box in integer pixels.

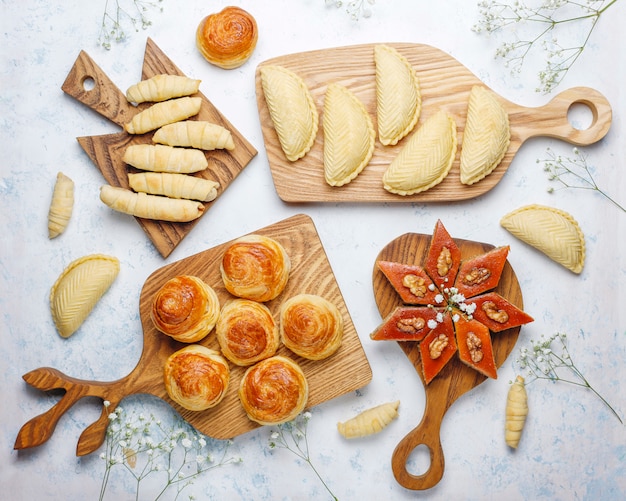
[
  {"left": 220, "top": 234, "right": 291, "bottom": 302},
  {"left": 124, "top": 97, "right": 202, "bottom": 135},
  {"left": 128, "top": 172, "right": 219, "bottom": 202},
  {"left": 164, "top": 345, "right": 230, "bottom": 411},
  {"left": 126, "top": 74, "right": 201, "bottom": 104},
  {"left": 123, "top": 144, "right": 208, "bottom": 174},
  {"left": 196, "top": 6, "right": 258, "bottom": 69},
  {"left": 279, "top": 294, "right": 343, "bottom": 360},
  {"left": 216, "top": 299, "right": 280, "bottom": 366},
  {"left": 238, "top": 355, "right": 309, "bottom": 425},
  {"left": 151, "top": 275, "right": 220, "bottom": 343},
  {"left": 48, "top": 172, "right": 74, "bottom": 239}
]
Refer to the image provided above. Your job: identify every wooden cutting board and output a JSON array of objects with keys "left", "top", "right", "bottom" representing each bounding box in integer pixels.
[
  {"left": 62, "top": 38, "right": 257, "bottom": 258},
  {"left": 15, "top": 214, "right": 372, "bottom": 456},
  {"left": 372, "top": 230, "right": 523, "bottom": 490},
  {"left": 255, "top": 42, "right": 612, "bottom": 203}
]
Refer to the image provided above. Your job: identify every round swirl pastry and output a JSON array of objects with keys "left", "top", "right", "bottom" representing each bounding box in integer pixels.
[
  {"left": 280, "top": 294, "right": 344, "bottom": 360},
  {"left": 238, "top": 355, "right": 309, "bottom": 425},
  {"left": 216, "top": 299, "right": 280, "bottom": 366},
  {"left": 220, "top": 234, "right": 291, "bottom": 302},
  {"left": 164, "top": 345, "right": 230, "bottom": 411},
  {"left": 151, "top": 275, "right": 220, "bottom": 343},
  {"left": 196, "top": 6, "right": 258, "bottom": 69}
]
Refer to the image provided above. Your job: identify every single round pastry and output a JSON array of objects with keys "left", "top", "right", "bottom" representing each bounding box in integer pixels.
[
  {"left": 164, "top": 345, "right": 230, "bottom": 411},
  {"left": 216, "top": 299, "right": 280, "bottom": 366},
  {"left": 196, "top": 6, "right": 258, "bottom": 69},
  {"left": 220, "top": 234, "right": 291, "bottom": 302},
  {"left": 151, "top": 275, "right": 220, "bottom": 343},
  {"left": 280, "top": 294, "right": 344, "bottom": 360},
  {"left": 238, "top": 355, "right": 309, "bottom": 425}
]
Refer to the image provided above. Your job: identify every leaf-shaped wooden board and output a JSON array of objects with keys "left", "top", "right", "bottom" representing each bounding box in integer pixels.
[
  {"left": 372, "top": 230, "right": 524, "bottom": 490},
  {"left": 15, "top": 214, "right": 373, "bottom": 456},
  {"left": 62, "top": 38, "right": 257, "bottom": 258},
  {"left": 255, "top": 43, "right": 611, "bottom": 203}
]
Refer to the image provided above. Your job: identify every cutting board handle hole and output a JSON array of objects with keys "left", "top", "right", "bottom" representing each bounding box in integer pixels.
[
  {"left": 567, "top": 102, "right": 594, "bottom": 131},
  {"left": 405, "top": 443, "right": 431, "bottom": 476},
  {"left": 82, "top": 76, "right": 96, "bottom": 92}
]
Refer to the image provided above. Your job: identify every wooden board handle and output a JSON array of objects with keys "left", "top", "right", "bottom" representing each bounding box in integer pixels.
[
  {"left": 61, "top": 50, "right": 137, "bottom": 128},
  {"left": 512, "top": 86, "right": 612, "bottom": 146}
]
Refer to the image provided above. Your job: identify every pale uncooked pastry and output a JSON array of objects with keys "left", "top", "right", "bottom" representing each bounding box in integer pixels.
[
  {"left": 260, "top": 65, "right": 319, "bottom": 162},
  {"left": 152, "top": 121, "right": 235, "bottom": 150},
  {"left": 124, "top": 97, "right": 202, "bottom": 134},
  {"left": 48, "top": 171, "right": 74, "bottom": 239},
  {"left": 126, "top": 74, "right": 201, "bottom": 104},
  {"left": 128, "top": 172, "right": 219, "bottom": 202},
  {"left": 383, "top": 110, "right": 457, "bottom": 195},
  {"left": 337, "top": 400, "right": 400, "bottom": 439},
  {"left": 50, "top": 254, "right": 120, "bottom": 338},
  {"left": 500, "top": 204, "right": 585, "bottom": 274},
  {"left": 323, "top": 83, "right": 375, "bottom": 187},
  {"left": 459, "top": 86, "right": 510, "bottom": 185},
  {"left": 374, "top": 44, "right": 421, "bottom": 146},
  {"left": 123, "top": 144, "right": 208, "bottom": 174}
]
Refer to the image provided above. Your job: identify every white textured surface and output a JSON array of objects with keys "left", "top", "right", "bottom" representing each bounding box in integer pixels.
[{"left": 1, "top": 1, "right": 625, "bottom": 500}]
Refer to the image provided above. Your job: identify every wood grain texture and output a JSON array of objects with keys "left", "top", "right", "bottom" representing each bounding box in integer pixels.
[
  {"left": 371, "top": 231, "right": 524, "bottom": 490},
  {"left": 255, "top": 42, "right": 612, "bottom": 203},
  {"left": 62, "top": 38, "right": 257, "bottom": 258},
  {"left": 15, "top": 214, "right": 372, "bottom": 456}
]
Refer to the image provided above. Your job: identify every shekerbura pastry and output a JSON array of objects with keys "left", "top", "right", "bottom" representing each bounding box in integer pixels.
[
  {"left": 238, "top": 355, "right": 309, "bottom": 425},
  {"left": 151, "top": 275, "right": 220, "bottom": 343},
  {"left": 164, "top": 345, "right": 230, "bottom": 411}
]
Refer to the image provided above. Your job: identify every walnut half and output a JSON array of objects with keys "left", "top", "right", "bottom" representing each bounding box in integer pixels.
[
  {"left": 466, "top": 331, "right": 484, "bottom": 363},
  {"left": 402, "top": 274, "right": 427, "bottom": 298},
  {"left": 428, "top": 334, "right": 449, "bottom": 359},
  {"left": 437, "top": 247, "right": 452, "bottom": 276},
  {"left": 396, "top": 317, "right": 426, "bottom": 333},
  {"left": 463, "top": 266, "right": 491, "bottom": 286},
  {"left": 482, "top": 301, "right": 509, "bottom": 323}
]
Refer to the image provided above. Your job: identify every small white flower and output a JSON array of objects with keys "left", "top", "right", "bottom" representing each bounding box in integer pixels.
[
  {"left": 182, "top": 438, "right": 192, "bottom": 449},
  {"left": 427, "top": 319, "right": 438, "bottom": 329}
]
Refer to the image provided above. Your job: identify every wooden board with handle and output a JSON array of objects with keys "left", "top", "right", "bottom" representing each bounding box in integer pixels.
[
  {"left": 372, "top": 230, "right": 524, "bottom": 490},
  {"left": 62, "top": 38, "right": 257, "bottom": 258},
  {"left": 15, "top": 214, "right": 372, "bottom": 456},
  {"left": 255, "top": 42, "right": 612, "bottom": 203}
]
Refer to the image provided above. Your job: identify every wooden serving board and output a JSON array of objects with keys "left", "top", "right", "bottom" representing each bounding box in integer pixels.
[
  {"left": 372, "top": 231, "right": 523, "bottom": 490},
  {"left": 62, "top": 38, "right": 257, "bottom": 258},
  {"left": 255, "top": 42, "right": 612, "bottom": 203},
  {"left": 15, "top": 214, "right": 372, "bottom": 456}
]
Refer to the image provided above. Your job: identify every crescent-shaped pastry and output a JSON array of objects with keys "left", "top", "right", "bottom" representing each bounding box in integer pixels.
[
  {"left": 374, "top": 44, "right": 421, "bottom": 146},
  {"left": 164, "top": 345, "right": 230, "bottom": 411},
  {"left": 279, "top": 294, "right": 344, "bottom": 360},
  {"left": 216, "top": 299, "right": 280, "bottom": 366},
  {"left": 383, "top": 110, "right": 457, "bottom": 195},
  {"left": 260, "top": 65, "right": 319, "bottom": 162},
  {"left": 459, "top": 86, "right": 510, "bottom": 185},
  {"left": 128, "top": 172, "right": 219, "bottom": 202},
  {"left": 152, "top": 121, "right": 235, "bottom": 151},
  {"left": 124, "top": 97, "right": 202, "bottom": 135},
  {"left": 500, "top": 204, "right": 585, "bottom": 273},
  {"left": 323, "top": 83, "right": 375, "bottom": 187},
  {"left": 151, "top": 275, "right": 220, "bottom": 343},
  {"left": 126, "top": 74, "right": 201, "bottom": 104},
  {"left": 196, "top": 6, "right": 258, "bottom": 69},
  {"left": 337, "top": 400, "right": 400, "bottom": 439},
  {"left": 48, "top": 171, "right": 74, "bottom": 239},
  {"left": 220, "top": 234, "right": 291, "bottom": 302},
  {"left": 50, "top": 254, "right": 120, "bottom": 338},
  {"left": 123, "top": 144, "right": 208, "bottom": 174},
  {"left": 238, "top": 355, "right": 309, "bottom": 425}
]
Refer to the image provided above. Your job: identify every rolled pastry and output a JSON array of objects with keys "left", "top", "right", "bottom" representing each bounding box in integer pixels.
[
  {"left": 152, "top": 121, "right": 235, "bottom": 150},
  {"left": 126, "top": 74, "right": 201, "bottom": 104},
  {"left": 337, "top": 400, "right": 400, "bottom": 439},
  {"left": 279, "top": 294, "right": 343, "bottom": 360},
  {"left": 196, "top": 6, "right": 258, "bottom": 69},
  {"left": 164, "top": 345, "right": 230, "bottom": 411},
  {"left": 99, "top": 185, "right": 205, "bottom": 222},
  {"left": 124, "top": 97, "right": 202, "bottom": 135},
  {"left": 151, "top": 275, "right": 220, "bottom": 343},
  {"left": 128, "top": 172, "right": 219, "bottom": 202},
  {"left": 48, "top": 171, "right": 74, "bottom": 239},
  {"left": 220, "top": 234, "right": 291, "bottom": 302},
  {"left": 123, "top": 144, "right": 208, "bottom": 174},
  {"left": 238, "top": 355, "right": 309, "bottom": 425},
  {"left": 216, "top": 299, "right": 280, "bottom": 366}
]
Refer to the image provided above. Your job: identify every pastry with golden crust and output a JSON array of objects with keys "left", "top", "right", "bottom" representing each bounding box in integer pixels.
[
  {"left": 196, "top": 6, "right": 258, "bottom": 69},
  {"left": 216, "top": 299, "right": 280, "bottom": 366},
  {"left": 164, "top": 345, "right": 230, "bottom": 411},
  {"left": 238, "top": 355, "right": 309, "bottom": 425},
  {"left": 151, "top": 275, "right": 220, "bottom": 343},
  {"left": 220, "top": 234, "right": 291, "bottom": 302},
  {"left": 280, "top": 294, "right": 343, "bottom": 360}
]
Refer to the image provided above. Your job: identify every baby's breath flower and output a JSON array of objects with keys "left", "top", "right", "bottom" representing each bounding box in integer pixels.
[
  {"left": 325, "top": 0, "right": 376, "bottom": 21},
  {"left": 98, "top": 0, "right": 164, "bottom": 50}
]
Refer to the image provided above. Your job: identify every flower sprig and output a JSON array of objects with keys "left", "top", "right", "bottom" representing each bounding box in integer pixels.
[
  {"left": 540, "top": 146, "right": 625, "bottom": 213},
  {"left": 516, "top": 332, "right": 623, "bottom": 424},
  {"left": 325, "top": 0, "right": 376, "bottom": 21},
  {"left": 99, "top": 402, "right": 242, "bottom": 501},
  {"left": 473, "top": 0, "right": 619, "bottom": 93},
  {"left": 98, "top": 0, "right": 164, "bottom": 50},
  {"left": 269, "top": 412, "right": 338, "bottom": 500}
]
